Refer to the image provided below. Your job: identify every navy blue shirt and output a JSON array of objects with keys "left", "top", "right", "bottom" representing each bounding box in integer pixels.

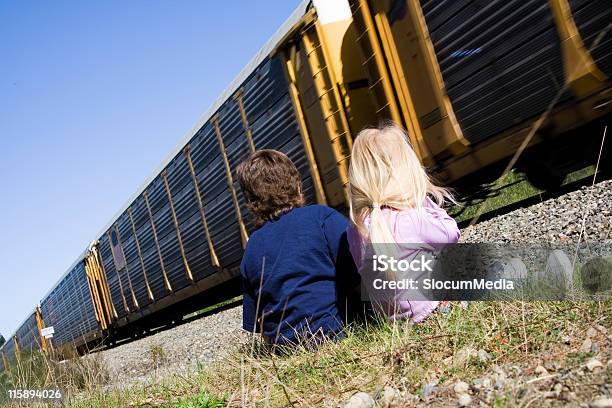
[{"left": 241, "top": 205, "right": 359, "bottom": 345}]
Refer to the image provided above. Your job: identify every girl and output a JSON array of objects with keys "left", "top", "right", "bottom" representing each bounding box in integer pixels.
[{"left": 347, "top": 123, "right": 460, "bottom": 322}]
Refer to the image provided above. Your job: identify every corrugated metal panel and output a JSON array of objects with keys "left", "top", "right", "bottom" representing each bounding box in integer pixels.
[
  {"left": 99, "top": 234, "right": 128, "bottom": 318},
  {"left": 146, "top": 176, "right": 191, "bottom": 291},
  {"left": 132, "top": 195, "right": 168, "bottom": 300},
  {"left": 73, "top": 262, "right": 100, "bottom": 340},
  {"left": 245, "top": 57, "right": 316, "bottom": 204},
  {"left": 166, "top": 152, "right": 211, "bottom": 281},
  {"left": 114, "top": 213, "right": 139, "bottom": 310},
  {"left": 40, "top": 279, "right": 62, "bottom": 345},
  {"left": 250, "top": 94, "right": 316, "bottom": 202},
  {"left": 39, "top": 262, "right": 98, "bottom": 348},
  {"left": 420, "top": 0, "right": 568, "bottom": 144},
  {"left": 569, "top": 0, "right": 611, "bottom": 78},
  {"left": 63, "top": 271, "right": 77, "bottom": 344},
  {"left": 118, "top": 211, "right": 152, "bottom": 307},
  {"left": 40, "top": 290, "right": 56, "bottom": 346},
  {"left": 15, "top": 313, "right": 39, "bottom": 353},
  {"left": 3, "top": 338, "right": 16, "bottom": 364},
  {"left": 194, "top": 123, "right": 244, "bottom": 268},
  {"left": 217, "top": 99, "right": 255, "bottom": 235}
]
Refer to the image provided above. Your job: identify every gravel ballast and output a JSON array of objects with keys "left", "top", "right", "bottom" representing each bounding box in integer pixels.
[
  {"left": 461, "top": 179, "right": 611, "bottom": 245},
  {"left": 90, "top": 306, "right": 247, "bottom": 386},
  {"left": 91, "top": 179, "right": 612, "bottom": 386}
]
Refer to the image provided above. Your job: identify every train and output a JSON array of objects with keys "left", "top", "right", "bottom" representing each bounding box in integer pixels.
[{"left": 1, "top": 0, "right": 610, "bottom": 371}]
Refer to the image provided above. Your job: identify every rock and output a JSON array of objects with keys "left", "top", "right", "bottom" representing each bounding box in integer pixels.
[
  {"left": 478, "top": 349, "right": 491, "bottom": 362},
  {"left": 344, "top": 392, "right": 374, "bottom": 408},
  {"left": 543, "top": 250, "right": 573, "bottom": 294},
  {"left": 580, "top": 338, "right": 593, "bottom": 352},
  {"left": 591, "top": 397, "right": 612, "bottom": 408},
  {"left": 580, "top": 257, "right": 612, "bottom": 293},
  {"left": 458, "top": 393, "right": 472, "bottom": 406},
  {"left": 492, "top": 365, "right": 507, "bottom": 388},
  {"left": 586, "top": 327, "right": 598, "bottom": 338},
  {"left": 453, "top": 381, "right": 470, "bottom": 395},
  {"left": 460, "top": 180, "right": 612, "bottom": 249},
  {"left": 585, "top": 359, "right": 604, "bottom": 372},
  {"left": 453, "top": 347, "right": 476, "bottom": 368},
  {"left": 421, "top": 379, "right": 439, "bottom": 399},
  {"left": 535, "top": 365, "right": 548, "bottom": 376},
  {"left": 472, "top": 377, "right": 492, "bottom": 392},
  {"left": 595, "top": 324, "right": 608, "bottom": 335},
  {"left": 509, "top": 365, "right": 522, "bottom": 376},
  {"left": 544, "top": 360, "right": 561, "bottom": 371},
  {"left": 380, "top": 386, "right": 400, "bottom": 408}
]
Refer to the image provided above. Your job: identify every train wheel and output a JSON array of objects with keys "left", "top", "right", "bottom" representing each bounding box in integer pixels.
[{"left": 524, "top": 156, "right": 565, "bottom": 191}]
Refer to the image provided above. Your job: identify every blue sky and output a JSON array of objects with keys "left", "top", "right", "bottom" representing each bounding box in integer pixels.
[{"left": 0, "top": 1, "right": 302, "bottom": 339}]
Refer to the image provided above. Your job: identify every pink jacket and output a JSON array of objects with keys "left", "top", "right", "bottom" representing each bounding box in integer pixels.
[{"left": 347, "top": 197, "right": 460, "bottom": 322}]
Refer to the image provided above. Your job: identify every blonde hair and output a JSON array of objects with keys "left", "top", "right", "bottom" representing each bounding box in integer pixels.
[{"left": 349, "top": 122, "right": 454, "bottom": 245}]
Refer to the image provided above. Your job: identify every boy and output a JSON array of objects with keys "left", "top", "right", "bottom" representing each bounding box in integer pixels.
[{"left": 236, "top": 149, "right": 359, "bottom": 347}]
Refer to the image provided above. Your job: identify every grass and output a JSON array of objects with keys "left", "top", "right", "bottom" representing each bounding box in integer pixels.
[
  {"left": 149, "top": 344, "right": 169, "bottom": 371},
  {"left": 0, "top": 347, "right": 110, "bottom": 407},
  {"left": 448, "top": 166, "right": 596, "bottom": 223},
  {"left": 1, "top": 269, "right": 609, "bottom": 407},
  {"left": 54, "top": 299, "right": 609, "bottom": 407}
]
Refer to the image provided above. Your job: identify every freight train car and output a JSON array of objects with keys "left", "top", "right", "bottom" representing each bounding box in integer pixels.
[
  {"left": 13, "top": 311, "right": 42, "bottom": 354},
  {"left": 1, "top": 0, "right": 610, "bottom": 368},
  {"left": 348, "top": 0, "right": 610, "bottom": 187},
  {"left": 0, "top": 337, "right": 17, "bottom": 371},
  {"left": 38, "top": 256, "right": 101, "bottom": 352}
]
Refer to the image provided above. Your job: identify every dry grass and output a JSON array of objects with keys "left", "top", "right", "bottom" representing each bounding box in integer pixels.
[
  {"left": 198, "top": 300, "right": 610, "bottom": 407},
  {"left": 60, "top": 300, "right": 608, "bottom": 407},
  {"left": 1, "top": 301, "right": 612, "bottom": 408},
  {"left": 0, "top": 347, "right": 110, "bottom": 407},
  {"left": 1, "top": 302, "right": 609, "bottom": 407}
]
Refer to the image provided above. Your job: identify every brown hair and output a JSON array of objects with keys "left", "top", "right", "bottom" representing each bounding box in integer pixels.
[{"left": 236, "top": 150, "right": 304, "bottom": 227}]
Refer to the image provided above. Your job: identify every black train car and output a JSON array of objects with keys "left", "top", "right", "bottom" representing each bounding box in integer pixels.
[
  {"left": 39, "top": 258, "right": 100, "bottom": 351},
  {"left": 420, "top": 0, "right": 567, "bottom": 144},
  {"left": 1, "top": 337, "right": 16, "bottom": 369},
  {"left": 569, "top": 0, "right": 611, "bottom": 78},
  {"left": 14, "top": 312, "right": 40, "bottom": 354}
]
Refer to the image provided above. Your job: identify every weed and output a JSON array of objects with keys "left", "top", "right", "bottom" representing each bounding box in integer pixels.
[
  {"left": 171, "top": 391, "right": 226, "bottom": 408},
  {"left": 149, "top": 345, "right": 168, "bottom": 370}
]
